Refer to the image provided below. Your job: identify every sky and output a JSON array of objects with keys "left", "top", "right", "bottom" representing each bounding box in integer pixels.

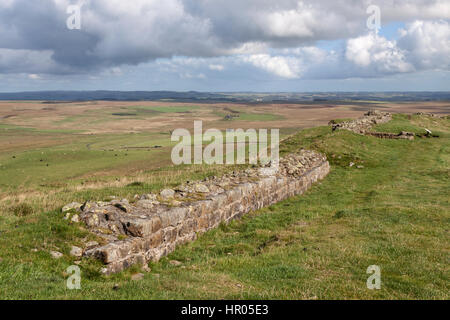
[{"left": 0, "top": 0, "right": 449, "bottom": 92}]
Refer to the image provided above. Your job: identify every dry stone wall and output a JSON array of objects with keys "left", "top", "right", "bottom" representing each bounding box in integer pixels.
[
  {"left": 332, "top": 110, "right": 392, "bottom": 134},
  {"left": 63, "top": 150, "right": 330, "bottom": 274},
  {"left": 366, "top": 131, "right": 414, "bottom": 140},
  {"left": 61, "top": 110, "right": 410, "bottom": 274},
  {"left": 331, "top": 110, "right": 415, "bottom": 140}
]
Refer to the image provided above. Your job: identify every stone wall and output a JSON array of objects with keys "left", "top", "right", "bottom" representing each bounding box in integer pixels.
[
  {"left": 61, "top": 110, "right": 410, "bottom": 273},
  {"left": 366, "top": 131, "right": 414, "bottom": 140},
  {"left": 67, "top": 151, "right": 330, "bottom": 274},
  {"left": 331, "top": 110, "right": 415, "bottom": 140},
  {"left": 332, "top": 110, "right": 392, "bottom": 134}
]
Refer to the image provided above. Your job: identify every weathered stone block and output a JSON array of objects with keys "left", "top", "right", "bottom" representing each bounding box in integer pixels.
[
  {"left": 163, "top": 226, "right": 178, "bottom": 243},
  {"left": 160, "top": 207, "right": 187, "bottom": 228},
  {"left": 81, "top": 153, "right": 331, "bottom": 274},
  {"left": 178, "top": 218, "right": 197, "bottom": 237},
  {"left": 85, "top": 243, "right": 121, "bottom": 264},
  {"left": 123, "top": 218, "right": 153, "bottom": 237},
  {"left": 146, "top": 230, "right": 163, "bottom": 248}
]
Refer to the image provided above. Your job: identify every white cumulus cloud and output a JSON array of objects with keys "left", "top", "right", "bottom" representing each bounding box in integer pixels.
[
  {"left": 345, "top": 33, "right": 414, "bottom": 73},
  {"left": 0, "top": 0, "right": 449, "bottom": 83},
  {"left": 398, "top": 20, "right": 450, "bottom": 70},
  {"left": 242, "top": 54, "right": 303, "bottom": 78}
]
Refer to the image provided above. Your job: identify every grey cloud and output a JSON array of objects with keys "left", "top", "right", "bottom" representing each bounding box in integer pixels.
[
  {"left": 0, "top": 0, "right": 448, "bottom": 77},
  {"left": 398, "top": 20, "right": 450, "bottom": 70}
]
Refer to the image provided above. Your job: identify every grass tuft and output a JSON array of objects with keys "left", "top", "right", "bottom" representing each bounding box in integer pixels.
[{"left": 11, "top": 203, "right": 34, "bottom": 217}]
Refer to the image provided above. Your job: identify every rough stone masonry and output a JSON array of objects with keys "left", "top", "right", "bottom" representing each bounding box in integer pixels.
[
  {"left": 63, "top": 150, "right": 330, "bottom": 274},
  {"left": 331, "top": 110, "right": 393, "bottom": 134},
  {"left": 62, "top": 109, "right": 405, "bottom": 274},
  {"left": 331, "top": 110, "right": 414, "bottom": 140}
]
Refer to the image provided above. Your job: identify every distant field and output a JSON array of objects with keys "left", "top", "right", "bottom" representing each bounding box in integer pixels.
[
  {"left": 0, "top": 100, "right": 449, "bottom": 217},
  {"left": 0, "top": 111, "right": 448, "bottom": 299}
]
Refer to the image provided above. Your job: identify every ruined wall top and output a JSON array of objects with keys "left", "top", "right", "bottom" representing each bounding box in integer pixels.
[
  {"left": 63, "top": 150, "right": 327, "bottom": 243},
  {"left": 332, "top": 110, "right": 392, "bottom": 134}
]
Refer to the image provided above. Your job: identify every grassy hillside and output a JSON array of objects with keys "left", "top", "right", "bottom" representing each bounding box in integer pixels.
[{"left": 0, "top": 114, "right": 448, "bottom": 299}]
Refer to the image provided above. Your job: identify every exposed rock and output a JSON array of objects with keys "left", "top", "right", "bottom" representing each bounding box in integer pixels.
[
  {"left": 96, "top": 201, "right": 110, "bottom": 207},
  {"left": 140, "top": 194, "right": 157, "bottom": 201},
  {"left": 113, "top": 202, "right": 130, "bottom": 212},
  {"left": 206, "top": 184, "right": 224, "bottom": 195},
  {"left": 62, "top": 202, "right": 82, "bottom": 213},
  {"left": 71, "top": 214, "right": 80, "bottom": 223},
  {"left": 86, "top": 213, "right": 100, "bottom": 227},
  {"left": 70, "top": 246, "right": 83, "bottom": 257},
  {"left": 175, "top": 185, "right": 188, "bottom": 193},
  {"left": 332, "top": 111, "right": 392, "bottom": 134},
  {"left": 136, "top": 199, "right": 158, "bottom": 209},
  {"left": 85, "top": 241, "right": 99, "bottom": 249},
  {"left": 171, "top": 200, "right": 182, "bottom": 207},
  {"left": 160, "top": 189, "right": 175, "bottom": 199},
  {"left": 194, "top": 184, "right": 210, "bottom": 193},
  {"left": 81, "top": 201, "right": 96, "bottom": 212},
  {"left": 50, "top": 251, "right": 63, "bottom": 259}
]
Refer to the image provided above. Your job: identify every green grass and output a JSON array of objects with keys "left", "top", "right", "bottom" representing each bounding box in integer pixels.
[
  {"left": 133, "top": 105, "right": 200, "bottom": 113},
  {"left": 0, "top": 132, "right": 171, "bottom": 189},
  {"left": 234, "top": 113, "right": 285, "bottom": 121},
  {"left": 0, "top": 115, "right": 448, "bottom": 299},
  {"left": 0, "top": 125, "right": 288, "bottom": 217},
  {"left": 372, "top": 114, "right": 428, "bottom": 135}
]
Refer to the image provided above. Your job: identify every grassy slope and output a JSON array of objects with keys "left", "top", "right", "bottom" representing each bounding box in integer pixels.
[
  {"left": 0, "top": 114, "right": 448, "bottom": 299},
  {"left": 0, "top": 126, "right": 288, "bottom": 216}
]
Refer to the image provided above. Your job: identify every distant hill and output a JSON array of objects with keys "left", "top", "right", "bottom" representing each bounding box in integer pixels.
[{"left": 0, "top": 90, "right": 449, "bottom": 102}]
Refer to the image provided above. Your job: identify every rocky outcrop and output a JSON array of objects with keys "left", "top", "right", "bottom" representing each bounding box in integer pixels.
[
  {"left": 64, "top": 150, "right": 330, "bottom": 274},
  {"left": 332, "top": 110, "right": 392, "bottom": 134}
]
